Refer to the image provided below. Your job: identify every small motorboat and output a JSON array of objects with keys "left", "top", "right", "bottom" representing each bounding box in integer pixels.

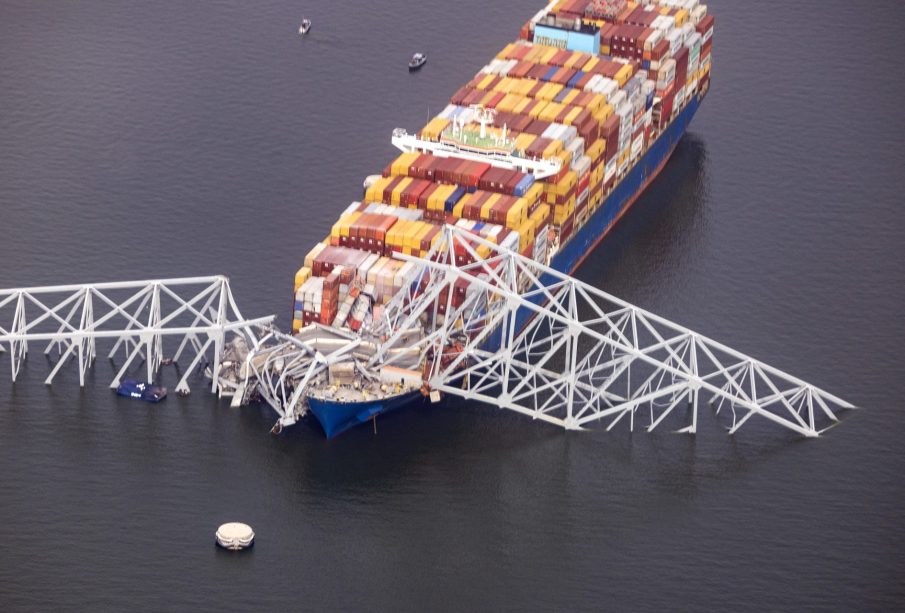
[
  {"left": 409, "top": 52, "right": 427, "bottom": 71},
  {"left": 116, "top": 379, "right": 167, "bottom": 403},
  {"left": 298, "top": 19, "right": 312, "bottom": 35}
]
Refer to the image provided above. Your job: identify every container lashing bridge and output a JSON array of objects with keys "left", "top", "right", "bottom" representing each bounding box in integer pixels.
[{"left": 0, "top": 235, "right": 854, "bottom": 438}]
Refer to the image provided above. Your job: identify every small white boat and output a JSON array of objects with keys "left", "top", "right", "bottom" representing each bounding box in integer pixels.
[
  {"left": 409, "top": 52, "right": 427, "bottom": 71},
  {"left": 298, "top": 19, "right": 312, "bottom": 35}
]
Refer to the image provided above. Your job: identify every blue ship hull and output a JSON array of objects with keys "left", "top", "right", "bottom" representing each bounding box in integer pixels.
[
  {"left": 308, "top": 91, "right": 705, "bottom": 437},
  {"left": 308, "top": 390, "right": 424, "bottom": 438}
]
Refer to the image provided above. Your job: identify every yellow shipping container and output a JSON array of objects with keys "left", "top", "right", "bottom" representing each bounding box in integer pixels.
[
  {"left": 513, "top": 78, "right": 535, "bottom": 97},
  {"left": 556, "top": 171, "right": 578, "bottom": 196},
  {"left": 524, "top": 183, "right": 544, "bottom": 207},
  {"left": 514, "top": 132, "right": 536, "bottom": 153},
  {"left": 476, "top": 73, "right": 497, "bottom": 90},
  {"left": 397, "top": 221, "right": 414, "bottom": 249},
  {"left": 490, "top": 76, "right": 511, "bottom": 93},
  {"left": 531, "top": 203, "right": 551, "bottom": 226},
  {"left": 537, "top": 83, "right": 564, "bottom": 102},
  {"left": 593, "top": 103, "right": 614, "bottom": 123},
  {"left": 540, "top": 47, "right": 559, "bottom": 64},
  {"left": 481, "top": 193, "right": 501, "bottom": 221},
  {"left": 564, "top": 51, "right": 586, "bottom": 69},
  {"left": 524, "top": 46, "right": 546, "bottom": 63},
  {"left": 294, "top": 266, "right": 312, "bottom": 291},
  {"left": 497, "top": 43, "right": 516, "bottom": 60},
  {"left": 528, "top": 100, "right": 549, "bottom": 119},
  {"left": 585, "top": 93, "right": 607, "bottom": 114},
  {"left": 675, "top": 8, "right": 689, "bottom": 26},
  {"left": 518, "top": 222, "right": 533, "bottom": 252},
  {"left": 391, "top": 152, "right": 420, "bottom": 176},
  {"left": 292, "top": 318, "right": 303, "bottom": 333},
  {"left": 480, "top": 91, "right": 497, "bottom": 106},
  {"left": 366, "top": 176, "right": 392, "bottom": 203},
  {"left": 428, "top": 185, "right": 454, "bottom": 211},
  {"left": 421, "top": 117, "right": 450, "bottom": 141},
  {"left": 338, "top": 212, "right": 362, "bottom": 237},
  {"left": 553, "top": 202, "right": 575, "bottom": 225},
  {"left": 497, "top": 93, "right": 524, "bottom": 113},
  {"left": 391, "top": 177, "right": 413, "bottom": 206},
  {"left": 387, "top": 220, "right": 409, "bottom": 246},
  {"left": 562, "top": 106, "right": 584, "bottom": 126},
  {"left": 412, "top": 221, "right": 433, "bottom": 251},
  {"left": 539, "top": 102, "right": 565, "bottom": 122},
  {"left": 505, "top": 199, "right": 528, "bottom": 228},
  {"left": 542, "top": 139, "right": 564, "bottom": 159},
  {"left": 583, "top": 56, "right": 600, "bottom": 73},
  {"left": 614, "top": 64, "right": 634, "bottom": 87},
  {"left": 559, "top": 88, "right": 580, "bottom": 107},
  {"left": 587, "top": 140, "right": 606, "bottom": 161},
  {"left": 453, "top": 198, "right": 467, "bottom": 218}
]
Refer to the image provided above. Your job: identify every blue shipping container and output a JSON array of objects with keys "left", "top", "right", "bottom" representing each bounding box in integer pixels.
[
  {"left": 445, "top": 186, "right": 467, "bottom": 212},
  {"left": 513, "top": 174, "right": 535, "bottom": 197},
  {"left": 567, "top": 70, "right": 585, "bottom": 89}
]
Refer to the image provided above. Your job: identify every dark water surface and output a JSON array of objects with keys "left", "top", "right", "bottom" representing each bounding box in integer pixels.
[{"left": 2, "top": 1, "right": 904, "bottom": 610}]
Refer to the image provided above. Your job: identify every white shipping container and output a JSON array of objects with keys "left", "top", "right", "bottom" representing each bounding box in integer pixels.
[
  {"left": 631, "top": 135, "right": 643, "bottom": 162},
  {"left": 604, "top": 159, "right": 617, "bottom": 184},
  {"left": 542, "top": 123, "right": 565, "bottom": 142},
  {"left": 691, "top": 5, "right": 707, "bottom": 25},
  {"left": 584, "top": 74, "right": 604, "bottom": 92},
  {"left": 572, "top": 154, "right": 592, "bottom": 178},
  {"left": 500, "top": 230, "right": 520, "bottom": 253}
]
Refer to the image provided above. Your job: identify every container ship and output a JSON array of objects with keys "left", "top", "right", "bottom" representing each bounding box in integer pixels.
[{"left": 289, "top": 0, "right": 714, "bottom": 438}]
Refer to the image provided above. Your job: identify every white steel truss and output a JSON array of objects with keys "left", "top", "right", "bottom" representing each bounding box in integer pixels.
[
  {"left": 368, "top": 226, "right": 854, "bottom": 438},
  {"left": 0, "top": 276, "right": 273, "bottom": 394},
  {"left": 233, "top": 325, "right": 366, "bottom": 429}
]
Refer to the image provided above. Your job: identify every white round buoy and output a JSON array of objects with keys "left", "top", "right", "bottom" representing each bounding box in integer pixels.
[{"left": 215, "top": 522, "right": 254, "bottom": 550}]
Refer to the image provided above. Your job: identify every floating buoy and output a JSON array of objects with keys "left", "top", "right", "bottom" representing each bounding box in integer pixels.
[{"left": 215, "top": 522, "right": 254, "bottom": 550}]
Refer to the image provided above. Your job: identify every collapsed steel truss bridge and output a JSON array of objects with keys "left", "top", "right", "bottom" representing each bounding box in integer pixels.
[{"left": 0, "top": 233, "right": 854, "bottom": 438}]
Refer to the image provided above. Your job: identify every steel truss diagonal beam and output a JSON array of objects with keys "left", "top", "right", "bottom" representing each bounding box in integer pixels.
[
  {"left": 0, "top": 276, "right": 273, "bottom": 394},
  {"left": 371, "top": 225, "right": 854, "bottom": 438}
]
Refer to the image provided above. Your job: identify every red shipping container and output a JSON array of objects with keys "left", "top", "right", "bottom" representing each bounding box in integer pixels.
[
  {"left": 408, "top": 153, "right": 433, "bottom": 179},
  {"left": 484, "top": 91, "right": 506, "bottom": 109},
  {"left": 525, "top": 120, "right": 551, "bottom": 137},
  {"left": 651, "top": 39, "right": 670, "bottom": 62},
  {"left": 451, "top": 86, "right": 473, "bottom": 106},
  {"left": 510, "top": 60, "right": 534, "bottom": 78},
  {"left": 575, "top": 72, "right": 595, "bottom": 89},
  {"left": 551, "top": 67, "right": 577, "bottom": 85},
  {"left": 674, "top": 46, "right": 689, "bottom": 86},
  {"left": 381, "top": 176, "right": 402, "bottom": 203},
  {"left": 549, "top": 48, "right": 571, "bottom": 67},
  {"left": 696, "top": 15, "right": 715, "bottom": 40},
  {"left": 527, "top": 63, "right": 550, "bottom": 81},
  {"left": 463, "top": 88, "right": 485, "bottom": 106},
  {"left": 463, "top": 161, "right": 491, "bottom": 187},
  {"left": 418, "top": 182, "right": 440, "bottom": 209}
]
